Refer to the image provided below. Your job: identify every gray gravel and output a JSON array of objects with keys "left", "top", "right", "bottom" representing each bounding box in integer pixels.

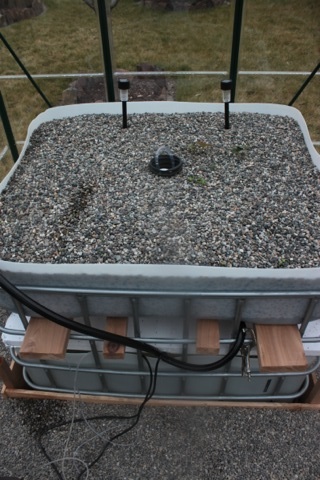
[
  {"left": 1, "top": 385, "right": 320, "bottom": 479},
  {"left": 1, "top": 309, "right": 320, "bottom": 479},
  {"left": 1, "top": 112, "right": 319, "bottom": 268},
  {"left": 1, "top": 113, "right": 320, "bottom": 479},
  {"left": 0, "top": 310, "right": 320, "bottom": 480}
]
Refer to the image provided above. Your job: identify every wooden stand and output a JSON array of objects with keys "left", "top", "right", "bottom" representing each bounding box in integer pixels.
[
  {"left": 1, "top": 320, "right": 320, "bottom": 409},
  {"left": 1, "top": 377, "right": 320, "bottom": 410},
  {"left": 0, "top": 357, "right": 26, "bottom": 389}
]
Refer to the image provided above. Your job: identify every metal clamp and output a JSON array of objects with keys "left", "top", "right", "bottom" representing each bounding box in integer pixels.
[{"left": 241, "top": 327, "right": 257, "bottom": 381}]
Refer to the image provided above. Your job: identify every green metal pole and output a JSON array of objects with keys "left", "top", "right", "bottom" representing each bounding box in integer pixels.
[
  {"left": 229, "top": 0, "right": 245, "bottom": 102},
  {"left": 0, "top": 32, "right": 52, "bottom": 108},
  {"left": 0, "top": 91, "right": 19, "bottom": 163},
  {"left": 96, "top": 0, "right": 115, "bottom": 102},
  {"left": 289, "top": 61, "right": 320, "bottom": 106}
]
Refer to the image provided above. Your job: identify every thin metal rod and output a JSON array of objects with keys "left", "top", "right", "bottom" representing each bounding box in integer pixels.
[
  {"left": 0, "top": 91, "right": 19, "bottom": 162},
  {"left": 14, "top": 285, "right": 320, "bottom": 299},
  {"left": 182, "top": 299, "right": 190, "bottom": 362},
  {"left": 21, "top": 368, "right": 311, "bottom": 401},
  {"left": 2, "top": 70, "right": 320, "bottom": 81},
  {"left": 299, "top": 298, "right": 318, "bottom": 336},
  {"left": 11, "top": 298, "right": 29, "bottom": 329},
  {"left": 5, "top": 322, "right": 299, "bottom": 347},
  {"left": 12, "top": 349, "right": 319, "bottom": 377},
  {"left": 221, "top": 299, "right": 245, "bottom": 394},
  {"left": 122, "top": 101, "right": 127, "bottom": 128},
  {"left": 239, "top": 70, "right": 320, "bottom": 76},
  {"left": 232, "top": 299, "right": 245, "bottom": 337},
  {"left": 77, "top": 295, "right": 108, "bottom": 391},
  {"left": 131, "top": 298, "right": 147, "bottom": 393},
  {"left": 180, "top": 299, "right": 191, "bottom": 395},
  {"left": 229, "top": 0, "right": 245, "bottom": 102},
  {"left": 224, "top": 102, "right": 230, "bottom": 129},
  {"left": 96, "top": 0, "right": 115, "bottom": 102},
  {"left": 289, "top": 61, "right": 320, "bottom": 106},
  {"left": 272, "top": 376, "right": 286, "bottom": 396},
  {"left": 0, "top": 32, "right": 51, "bottom": 108},
  {"left": 40, "top": 359, "right": 58, "bottom": 388}
]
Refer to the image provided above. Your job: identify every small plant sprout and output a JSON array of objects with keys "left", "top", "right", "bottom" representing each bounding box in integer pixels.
[
  {"left": 231, "top": 144, "right": 250, "bottom": 157},
  {"left": 187, "top": 175, "right": 207, "bottom": 186},
  {"left": 277, "top": 257, "right": 287, "bottom": 268},
  {"left": 187, "top": 140, "right": 212, "bottom": 155}
]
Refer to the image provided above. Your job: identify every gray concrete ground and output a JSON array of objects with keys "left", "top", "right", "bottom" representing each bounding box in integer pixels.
[{"left": 1, "top": 308, "right": 320, "bottom": 480}]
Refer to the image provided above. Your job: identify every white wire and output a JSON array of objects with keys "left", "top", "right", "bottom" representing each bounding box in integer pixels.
[
  {"left": 73, "top": 418, "right": 142, "bottom": 459},
  {"left": 24, "top": 457, "right": 89, "bottom": 480},
  {"left": 26, "top": 350, "right": 143, "bottom": 479},
  {"left": 65, "top": 351, "right": 140, "bottom": 476},
  {"left": 61, "top": 351, "right": 92, "bottom": 479},
  {"left": 23, "top": 352, "right": 91, "bottom": 480},
  {"left": 71, "top": 360, "right": 142, "bottom": 463}
]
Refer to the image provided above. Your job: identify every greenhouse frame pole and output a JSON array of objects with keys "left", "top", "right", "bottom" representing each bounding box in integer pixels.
[
  {"left": 289, "top": 61, "right": 320, "bottom": 106},
  {"left": 96, "top": 0, "right": 115, "bottom": 102},
  {"left": 0, "top": 32, "right": 52, "bottom": 108},
  {"left": 229, "top": 0, "right": 245, "bottom": 102},
  {"left": 0, "top": 91, "right": 19, "bottom": 163}
]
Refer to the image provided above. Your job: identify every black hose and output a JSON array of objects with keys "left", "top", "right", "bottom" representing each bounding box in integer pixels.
[
  {"left": 160, "top": 329, "right": 245, "bottom": 372},
  {"left": 0, "top": 273, "right": 160, "bottom": 356},
  {"left": 0, "top": 272, "right": 246, "bottom": 372}
]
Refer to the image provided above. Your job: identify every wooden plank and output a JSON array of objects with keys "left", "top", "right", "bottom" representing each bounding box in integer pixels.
[
  {"left": 196, "top": 319, "right": 220, "bottom": 355},
  {"left": 0, "top": 357, "right": 26, "bottom": 389},
  {"left": 2, "top": 383, "right": 320, "bottom": 410},
  {"left": 103, "top": 316, "right": 128, "bottom": 359},
  {"left": 255, "top": 324, "right": 308, "bottom": 373},
  {"left": 303, "top": 374, "right": 320, "bottom": 404},
  {"left": 19, "top": 317, "right": 70, "bottom": 360}
]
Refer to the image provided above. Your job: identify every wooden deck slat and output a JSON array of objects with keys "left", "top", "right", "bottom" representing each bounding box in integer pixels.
[
  {"left": 19, "top": 317, "right": 70, "bottom": 360},
  {"left": 103, "top": 316, "right": 128, "bottom": 359},
  {"left": 0, "top": 357, "right": 26, "bottom": 389},
  {"left": 2, "top": 381, "right": 320, "bottom": 410},
  {"left": 196, "top": 319, "right": 220, "bottom": 355},
  {"left": 255, "top": 324, "right": 308, "bottom": 373}
]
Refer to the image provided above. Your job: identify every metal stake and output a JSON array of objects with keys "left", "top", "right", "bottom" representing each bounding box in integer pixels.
[
  {"left": 0, "top": 91, "right": 19, "bottom": 162},
  {"left": 229, "top": 0, "right": 245, "bottom": 102}
]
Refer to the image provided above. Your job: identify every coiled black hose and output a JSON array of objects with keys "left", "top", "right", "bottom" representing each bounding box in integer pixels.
[{"left": 0, "top": 272, "right": 246, "bottom": 372}]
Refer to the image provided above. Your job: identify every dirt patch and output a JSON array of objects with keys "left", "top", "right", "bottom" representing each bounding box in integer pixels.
[
  {"left": 60, "top": 64, "right": 175, "bottom": 104},
  {"left": 0, "top": 0, "right": 45, "bottom": 27},
  {"left": 143, "top": 0, "right": 229, "bottom": 11}
]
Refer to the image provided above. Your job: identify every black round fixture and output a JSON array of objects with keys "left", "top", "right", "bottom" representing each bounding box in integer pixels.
[{"left": 149, "top": 146, "right": 183, "bottom": 177}]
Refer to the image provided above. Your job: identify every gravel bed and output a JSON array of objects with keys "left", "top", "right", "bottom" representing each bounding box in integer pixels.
[
  {"left": 1, "top": 355, "right": 320, "bottom": 480},
  {"left": 1, "top": 395, "right": 320, "bottom": 480},
  {"left": 1, "top": 112, "right": 319, "bottom": 268}
]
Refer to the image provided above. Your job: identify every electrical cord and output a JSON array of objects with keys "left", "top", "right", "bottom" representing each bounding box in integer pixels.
[
  {"left": 76, "top": 355, "right": 161, "bottom": 480},
  {"left": 35, "top": 354, "right": 160, "bottom": 480},
  {"left": 0, "top": 272, "right": 246, "bottom": 372},
  {"left": 0, "top": 270, "right": 245, "bottom": 478},
  {"left": 62, "top": 352, "right": 92, "bottom": 479}
]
